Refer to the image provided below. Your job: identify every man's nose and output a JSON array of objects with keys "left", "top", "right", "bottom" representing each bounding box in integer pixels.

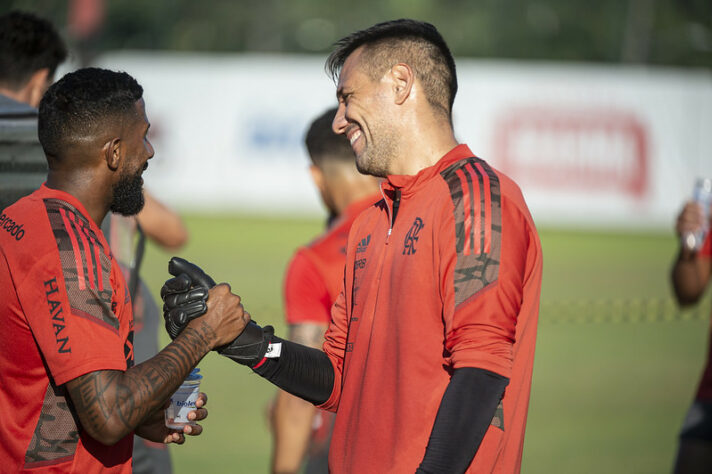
[{"left": 332, "top": 104, "right": 347, "bottom": 135}]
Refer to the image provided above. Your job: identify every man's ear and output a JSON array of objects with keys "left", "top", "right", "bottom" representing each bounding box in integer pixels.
[
  {"left": 309, "top": 162, "right": 340, "bottom": 215},
  {"left": 103, "top": 138, "right": 122, "bottom": 171},
  {"left": 309, "top": 164, "right": 326, "bottom": 194},
  {"left": 390, "top": 63, "right": 414, "bottom": 106}
]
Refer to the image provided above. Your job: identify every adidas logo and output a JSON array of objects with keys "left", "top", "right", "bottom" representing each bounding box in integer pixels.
[{"left": 356, "top": 235, "right": 371, "bottom": 253}]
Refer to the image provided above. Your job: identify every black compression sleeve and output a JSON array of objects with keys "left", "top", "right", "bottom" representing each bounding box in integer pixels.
[
  {"left": 252, "top": 336, "right": 335, "bottom": 405},
  {"left": 416, "top": 367, "right": 509, "bottom": 474}
]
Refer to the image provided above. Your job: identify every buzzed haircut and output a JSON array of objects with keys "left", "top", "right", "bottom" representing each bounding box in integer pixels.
[
  {"left": 38, "top": 68, "right": 143, "bottom": 162},
  {"left": 0, "top": 11, "right": 67, "bottom": 90},
  {"left": 326, "top": 19, "right": 457, "bottom": 120},
  {"left": 305, "top": 107, "right": 355, "bottom": 167}
]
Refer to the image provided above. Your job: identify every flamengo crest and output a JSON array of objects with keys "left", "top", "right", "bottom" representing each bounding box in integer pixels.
[{"left": 403, "top": 217, "right": 425, "bottom": 255}]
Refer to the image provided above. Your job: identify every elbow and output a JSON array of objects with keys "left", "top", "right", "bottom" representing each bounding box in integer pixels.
[
  {"left": 675, "top": 294, "right": 699, "bottom": 308},
  {"left": 81, "top": 419, "right": 130, "bottom": 446},
  {"left": 96, "top": 434, "right": 126, "bottom": 447},
  {"left": 158, "top": 228, "right": 189, "bottom": 252},
  {"left": 672, "top": 286, "right": 702, "bottom": 308}
]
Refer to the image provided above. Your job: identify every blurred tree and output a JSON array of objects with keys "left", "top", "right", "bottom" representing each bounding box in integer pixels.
[{"left": 1, "top": 0, "right": 709, "bottom": 68}]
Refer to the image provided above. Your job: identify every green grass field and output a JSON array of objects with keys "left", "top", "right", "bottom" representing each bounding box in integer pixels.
[{"left": 139, "top": 214, "right": 711, "bottom": 474}]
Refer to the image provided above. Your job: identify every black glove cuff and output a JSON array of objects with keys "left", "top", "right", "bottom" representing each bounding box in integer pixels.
[{"left": 218, "top": 322, "right": 274, "bottom": 368}]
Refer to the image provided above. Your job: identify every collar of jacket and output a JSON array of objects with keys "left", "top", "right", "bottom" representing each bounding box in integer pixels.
[{"left": 382, "top": 144, "right": 476, "bottom": 199}]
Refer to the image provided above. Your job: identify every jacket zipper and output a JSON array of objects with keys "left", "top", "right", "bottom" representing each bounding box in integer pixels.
[{"left": 380, "top": 185, "right": 401, "bottom": 244}]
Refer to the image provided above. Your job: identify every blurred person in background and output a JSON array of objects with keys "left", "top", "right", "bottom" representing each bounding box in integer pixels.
[
  {"left": 270, "top": 107, "right": 380, "bottom": 474},
  {"left": 0, "top": 10, "right": 67, "bottom": 210},
  {"left": 671, "top": 200, "right": 712, "bottom": 473},
  {"left": 0, "top": 10, "right": 66, "bottom": 110},
  {"left": 0, "top": 67, "right": 247, "bottom": 472},
  {"left": 163, "top": 19, "right": 543, "bottom": 473},
  {"left": 103, "top": 190, "right": 189, "bottom": 474}
]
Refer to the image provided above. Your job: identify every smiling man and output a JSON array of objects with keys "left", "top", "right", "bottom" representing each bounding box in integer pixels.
[
  {"left": 0, "top": 68, "right": 249, "bottom": 472},
  {"left": 163, "top": 19, "right": 543, "bottom": 474},
  {"left": 319, "top": 20, "right": 543, "bottom": 474}
]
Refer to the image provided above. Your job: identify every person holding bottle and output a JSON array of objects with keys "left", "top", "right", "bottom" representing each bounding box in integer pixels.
[{"left": 671, "top": 178, "right": 712, "bottom": 474}]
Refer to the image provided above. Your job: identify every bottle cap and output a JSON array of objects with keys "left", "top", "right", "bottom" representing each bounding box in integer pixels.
[
  {"left": 696, "top": 177, "right": 712, "bottom": 194},
  {"left": 186, "top": 367, "right": 202, "bottom": 382}
]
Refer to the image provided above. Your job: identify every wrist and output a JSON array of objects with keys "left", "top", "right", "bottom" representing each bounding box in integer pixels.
[
  {"left": 219, "top": 323, "right": 276, "bottom": 367},
  {"left": 181, "top": 319, "right": 218, "bottom": 355},
  {"left": 678, "top": 246, "right": 698, "bottom": 262}
]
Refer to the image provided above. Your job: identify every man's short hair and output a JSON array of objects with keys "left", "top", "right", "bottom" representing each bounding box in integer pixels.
[
  {"left": 0, "top": 11, "right": 67, "bottom": 90},
  {"left": 38, "top": 68, "right": 143, "bottom": 162},
  {"left": 305, "top": 107, "right": 355, "bottom": 167},
  {"left": 326, "top": 19, "right": 457, "bottom": 119}
]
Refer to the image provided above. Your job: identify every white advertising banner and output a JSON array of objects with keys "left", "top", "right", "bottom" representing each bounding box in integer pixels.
[{"left": 97, "top": 52, "right": 712, "bottom": 229}]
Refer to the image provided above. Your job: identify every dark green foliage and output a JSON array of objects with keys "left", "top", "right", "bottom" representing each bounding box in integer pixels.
[{"left": 1, "top": 0, "right": 710, "bottom": 68}]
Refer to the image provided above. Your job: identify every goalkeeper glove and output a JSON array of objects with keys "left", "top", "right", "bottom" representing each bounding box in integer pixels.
[{"left": 160, "top": 256, "right": 275, "bottom": 367}]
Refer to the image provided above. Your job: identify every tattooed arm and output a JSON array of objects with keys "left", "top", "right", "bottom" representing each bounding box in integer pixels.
[
  {"left": 66, "top": 283, "right": 248, "bottom": 446},
  {"left": 271, "top": 322, "right": 329, "bottom": 473}
]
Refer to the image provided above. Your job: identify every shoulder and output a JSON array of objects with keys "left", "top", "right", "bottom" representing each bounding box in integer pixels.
[
  {"left": 437, "top": 157, "right": 534, "bottom": 227},
  {"left": 287, "top": 246, "right": 315, "bottom": 274},
  {"left": 437, "top": 157, "right": 501, "bottom": 201},
  {"left": 1, "top": 192, "right": 50, "bottom": 250},
  {"left": 432, "top": 157, "right": 504, "bottom": 236},
  {"left": 0, "top": 94, "right": 37, "bottom": 118},
  {"left": 285, "top": 245, "right": 333, "bottom": 291},
  {"left": 42, "top": 197, "right": 106, "bottom": 253},
  {"left": 306, "top": 217, "right": 351, "bottom": 256},
  {"left": 0, "top": 194, "right": 61, "bottom": 288},
  {"left": 12, "top": 194, "right": 110, "bottom": 280}
]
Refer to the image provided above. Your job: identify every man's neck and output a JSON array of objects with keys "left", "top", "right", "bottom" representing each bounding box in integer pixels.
[
  {"left": 388, "top": 125, "right": 458, "bottom": 176},
  {"left": 46, "top": 170, "right": 109, "bottom": 226},
  {"left": 0, "top": 86, "right": 32, "bottom": 108}
]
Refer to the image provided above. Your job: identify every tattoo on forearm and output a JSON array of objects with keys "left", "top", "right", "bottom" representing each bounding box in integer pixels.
[
  {"left": 69, "top": 370, "right": 121, "bottom": 435},
  {"left": 67, "top": 321, "right": 215, "bottom": 438}
]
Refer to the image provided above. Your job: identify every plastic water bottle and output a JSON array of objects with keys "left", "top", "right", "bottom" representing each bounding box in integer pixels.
[
  {"left": 165, "top": 368, "right": 202, "bottom": 429},
  {"left": 683, "top": 178, "right": 712, "bottom": 251}
]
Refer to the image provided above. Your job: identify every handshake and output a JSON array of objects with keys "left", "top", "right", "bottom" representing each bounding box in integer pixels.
[{"left": 160, "top": 257, "right": 275, "bottom": 367}]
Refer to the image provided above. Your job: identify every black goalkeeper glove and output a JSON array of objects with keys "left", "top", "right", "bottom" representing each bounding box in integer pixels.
[
  {"left": 160, "top": 257, "right": 213, "bottom": 339},
  {"left": 160, "top": 256, "right": 276, "bottom": 367}
]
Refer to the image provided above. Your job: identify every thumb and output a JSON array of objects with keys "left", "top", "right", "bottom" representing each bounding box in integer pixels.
[{"left": 168, "top": 257, "right": 216, "bottom": 288}]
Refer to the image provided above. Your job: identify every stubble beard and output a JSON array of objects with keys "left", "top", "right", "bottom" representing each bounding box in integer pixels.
[
  {"left": 355, "top": 120, "right": 398, "bottom": 178},
  {"left": 110, "top": 167, "right": 145, "bottom": 216}
]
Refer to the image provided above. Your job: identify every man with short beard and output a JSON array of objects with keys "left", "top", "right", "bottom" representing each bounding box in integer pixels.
[
  {"left": 0, "top": 68, "right": 248, "bottom": 472},
  {"left": 164, "top": 19, "right": 543, "bottom": 474}
]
